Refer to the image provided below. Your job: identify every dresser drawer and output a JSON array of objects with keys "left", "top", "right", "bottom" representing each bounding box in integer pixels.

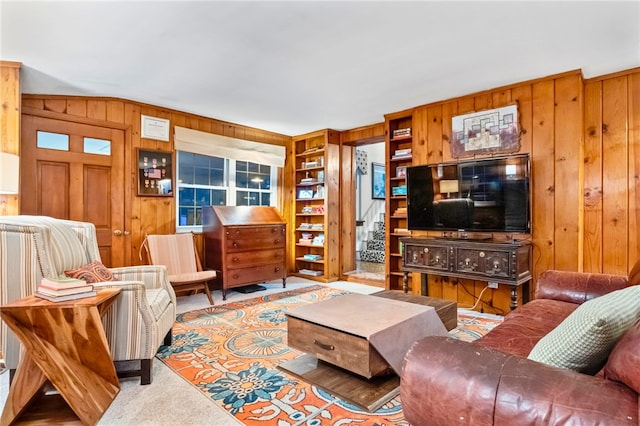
[
  {"left": 287, "top": 316, "right": 391, "bottom": 378},
  {"left": 226, "top": 249, "right": 285, "bottom": 268},
  {"left": 225, "top": 263, "right": 285, "bottom": 286},
  {"left": 225, "top": 226, "right": 285, "bottom": 251}
]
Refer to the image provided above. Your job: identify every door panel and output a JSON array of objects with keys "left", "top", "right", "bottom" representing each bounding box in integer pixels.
[
  {"left": 38, "top": 162, "right": 70, "bottom": 218},
  {"left": 21, "top": 115, "right": 127, "bottom": 267}
]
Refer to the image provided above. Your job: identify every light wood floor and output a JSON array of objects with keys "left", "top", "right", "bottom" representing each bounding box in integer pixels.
[{"left": 344, "top": 261, "right": 385, "bottom": 287}]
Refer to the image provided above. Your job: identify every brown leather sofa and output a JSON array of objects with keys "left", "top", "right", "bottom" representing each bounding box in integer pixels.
[{"left": 400, "top": 265, "right": 640, "bottom": 425}]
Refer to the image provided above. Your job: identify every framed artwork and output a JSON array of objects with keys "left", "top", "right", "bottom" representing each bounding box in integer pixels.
[
  {"left": 141, "top": 115, "right": 170, "bottom": 141},
  {"left": 137, "top": 149, "right": 173, "bottom": 196},
  {"left": 451, "top": 103, "right": 520, "bottom": 158},
  {"left": 372, "top": 162, "right": 386, "bottom": 199}
]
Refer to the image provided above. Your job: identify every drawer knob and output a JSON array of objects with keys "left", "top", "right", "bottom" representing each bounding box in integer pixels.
[
  {"left": 274, "top": 239, "right": 280, "bottom": 244},
  {"left": 479, "top": 251, "right": 486, "bottom": 258},
  {"left": 274, "top": 252, "right": 280, "bottom": 258},
  {"left": 274, "top": 267, "right": 280, "bottom": 272},
  {"left": 233, "top": 274, "right": 239, "bottom": 279},
  {"left": 272, "top": 228, "right": 277, "bottom": 233},
  {"left": 232, "top": 257, "right": 239, "bottom": 263},
  {"left": 232, "top": 242, "right": 238, "bottom": 248},
  {"left": 313, "top": 340, "right": 334, "bottom": 351},
  {"left": 423, "top": 248, "right": 429, "bottom": 253}
]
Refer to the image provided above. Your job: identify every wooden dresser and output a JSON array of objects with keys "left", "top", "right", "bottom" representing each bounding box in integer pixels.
[{"left": 203, "top": 206, "right": 286, "bottom": 300}]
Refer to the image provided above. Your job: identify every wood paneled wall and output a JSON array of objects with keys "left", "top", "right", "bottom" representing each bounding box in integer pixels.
[
  {"left": 0, "top": 61, "right": 21, "bottom": 216},
  {"left": 583, "top": 69, "right": 640, "bottom": 275},
  {"left": 20, "top": 95, "right": 291, "bottom": 265},
  {"left": 405, "top": 68, "right": 639, "bottom": 313},
  {"left": 9, "top": 65, "right": 640, "bottom": 309}
]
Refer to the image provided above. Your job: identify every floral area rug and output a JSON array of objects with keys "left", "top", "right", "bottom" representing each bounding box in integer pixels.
[{"left": 157, "top": 285, "right": 502, "bottom": 425}]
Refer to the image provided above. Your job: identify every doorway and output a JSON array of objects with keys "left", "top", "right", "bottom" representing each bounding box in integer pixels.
[{"left": 344, "top": 141, "right": 386, "bottom": 285}]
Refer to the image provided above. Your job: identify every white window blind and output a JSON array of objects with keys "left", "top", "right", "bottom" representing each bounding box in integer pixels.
[{"left": 174, "top": 126, "right": 286, "bottom": 167}]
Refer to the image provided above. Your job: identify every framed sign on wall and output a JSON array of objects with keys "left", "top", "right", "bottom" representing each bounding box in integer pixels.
[{"left": 137, "top": 149, "right": 173, "bottom": 197}]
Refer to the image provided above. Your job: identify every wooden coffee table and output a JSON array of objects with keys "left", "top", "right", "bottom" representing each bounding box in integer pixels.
[
  {"left": 372, "top": 290, "right": 458, "bottom": 331},
  {"left": 279, "top": 292, "right": 452, "bottom": 412}
]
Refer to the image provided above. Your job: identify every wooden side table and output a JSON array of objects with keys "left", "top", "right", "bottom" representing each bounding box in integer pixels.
[{"left": 1, "top": 288, "right": 121, "bottom": 425}]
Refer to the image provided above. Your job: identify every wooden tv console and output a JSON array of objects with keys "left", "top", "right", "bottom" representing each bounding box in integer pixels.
[{"left": 400, "top": 237, "right": 532, "bottom": 310}]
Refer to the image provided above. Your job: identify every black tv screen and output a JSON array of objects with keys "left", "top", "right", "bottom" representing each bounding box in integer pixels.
[{"left": 406, "top": 154, "right": 530, "bottom": 233}]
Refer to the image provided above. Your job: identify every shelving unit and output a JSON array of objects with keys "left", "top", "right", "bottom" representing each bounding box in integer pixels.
[
  {"left": 291, "top": 129, "right": 340, "bottom": 282},
  {"left": 384, "top": 112, "right": 414, "bottom": 291}
]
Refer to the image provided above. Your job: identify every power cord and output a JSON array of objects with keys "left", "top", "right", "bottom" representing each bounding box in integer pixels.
[{"left": 457, "top": 283, "right": 507, "bottom": 316}]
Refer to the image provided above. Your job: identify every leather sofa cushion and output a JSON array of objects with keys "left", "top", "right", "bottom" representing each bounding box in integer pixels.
[
  {"left": 476, "top": 298, "right": 577, "bottom": 357},
  {"left": 528, "top": 285, "right": 640, "bottom": 374},
  {"left": 604, "top": 320, "right": 640, "bottom": 393}
]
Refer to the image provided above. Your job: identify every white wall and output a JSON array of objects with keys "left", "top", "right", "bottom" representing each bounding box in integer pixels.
[{"left": 356, "top": 142, "right": 385, "bottom": 253}]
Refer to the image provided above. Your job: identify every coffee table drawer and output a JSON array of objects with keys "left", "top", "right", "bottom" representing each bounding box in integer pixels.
[{"left": 287, "top": 316, "right": 391, "bottom": 378}]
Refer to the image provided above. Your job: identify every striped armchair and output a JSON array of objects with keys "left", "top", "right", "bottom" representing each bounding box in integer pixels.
[{"left": 0, "top": 215, "right": 176, "bottom": 385}]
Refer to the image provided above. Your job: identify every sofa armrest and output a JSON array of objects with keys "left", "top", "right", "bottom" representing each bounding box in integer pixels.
[
  {"left": 535, "top": 270, "right": 628, "bottom": 304},
  {"left": 401, "top": 336, "right": 638, "bottom": 426},
  {"left": 109, "top": 265, "right": 176, "bottom": 306}
]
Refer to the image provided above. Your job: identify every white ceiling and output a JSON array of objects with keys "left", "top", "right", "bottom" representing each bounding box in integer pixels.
[{"left": 1, "top": 1, "right": 639, "bottom": 136}]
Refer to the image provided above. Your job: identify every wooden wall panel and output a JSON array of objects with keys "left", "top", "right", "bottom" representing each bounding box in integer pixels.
[
  {"left": 629, "top": 74, "right": 640, "bottom": 267},
  {"left": 583, "top": 81, "right": 604, "bottom": 272},
  {"left": 553, "top": 75, "right": 583, "bottom": 271},
  {"left": 0, "top": 61, "right": 21, "bottom": 216},
  {"left": 602, "top": 77, "right": 630, "bottom": 274},
  {"left": 530, "top": 80, "right": 556, "bottom": 280},
  {"left": 21, "top": 94, "right": 291, "bottom": 266}
]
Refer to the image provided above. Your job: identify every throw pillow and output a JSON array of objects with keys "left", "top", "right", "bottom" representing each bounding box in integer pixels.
[
  {"left": 65, "top": 260, "right": 116, "bottom": 283},
  {"left": 527, "top": 285, "right": 640, "bottom": 375},
  {"left": 604, "top": 319, "right": 640, "bottom": 393}
]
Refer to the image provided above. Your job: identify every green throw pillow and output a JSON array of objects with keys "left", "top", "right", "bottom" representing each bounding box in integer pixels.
[{"left": 528, "top": 285, "right": 640, "bottom": 375}]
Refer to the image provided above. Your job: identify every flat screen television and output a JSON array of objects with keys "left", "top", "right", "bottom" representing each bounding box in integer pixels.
[{"left": 406, "top": 154, "right": 530, "bottom": 233}]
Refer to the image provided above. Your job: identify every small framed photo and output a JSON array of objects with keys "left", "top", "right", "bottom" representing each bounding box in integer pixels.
[
  {"left": 298, "top": 189, "right": 314, "bottom": 199},
  {"left": 396, "top": 166, "right": 407, "bottom": 178},
  {"left": 137, "top": 149, "right": 173, "bottom": 197}
]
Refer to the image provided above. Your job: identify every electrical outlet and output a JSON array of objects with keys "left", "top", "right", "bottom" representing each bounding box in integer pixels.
[{"left": 488, "top": 281, "right": 499, "bottom": 289}]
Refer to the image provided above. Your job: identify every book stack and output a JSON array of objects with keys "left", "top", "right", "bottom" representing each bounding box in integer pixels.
[
  {"left": 392, "top": 185, "right": 407, "bottom": 196},
  {"left": 303, "top": 253, "right": 323, "bottom": 261},
  {"left": 312, "top": 233, "right": 325, "bottom": 246},
  {"left": 392, "top": 148, "right": 412, "bottom": 160},
  {"left": 298, "top": 269, "right": 323, "bottom": 277},
  {"left": 394, "top": 207, "right": 407, "bottom": 217},
  {"left": 35, "top": 276, "right": 97, "bottom": 302},
  {"left": 299, "top": 232, "right": 313, "bottom": 245},
  {"left": 392, "top": 128, "right": 411, "bottom": 138}
]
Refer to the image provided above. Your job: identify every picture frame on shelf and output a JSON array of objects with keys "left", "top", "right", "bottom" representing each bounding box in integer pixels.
[
  {"left": 137, "top": 149, "right": 173, "bottom": 197},
  {"left": 372, "top": 162, "right": 386, "bottom": 199},
  {"left": 396, "top": 166, "right": 407, "bottom": 178},
  {"left": 298, "top": 189, "right": 314, "bottom": 199}
]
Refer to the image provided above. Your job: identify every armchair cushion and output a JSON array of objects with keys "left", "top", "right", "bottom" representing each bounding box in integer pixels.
[
  {"left": 528, "top": 285, "right": 640, "bottom": 374},
  {"left": 65, "top": 260, "right": 116, "bottom": 283},
  {"left": 146, "top": 288, "right": 173, "bottom": 321}
]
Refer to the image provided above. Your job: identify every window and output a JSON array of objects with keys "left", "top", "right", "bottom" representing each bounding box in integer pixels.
[
  {"left": 176, "top": 152, "right": 277, "bottom": 230},
  {"left": 235, "top": 161, "right": 271, "bottom": 206},
  {"left": 37, "top": 131, "right": 69, "bottom": 151},
  {"left": 83, "top": 138, "right": 111, "bottom": 156}
]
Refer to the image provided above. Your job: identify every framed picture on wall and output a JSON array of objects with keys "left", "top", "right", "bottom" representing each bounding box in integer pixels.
[
  {"left": 372, "top": 162, "right": 385, "bottom": 199},
  {"left": 137, "top": 149, "right": 173, "bottom": 197}
]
